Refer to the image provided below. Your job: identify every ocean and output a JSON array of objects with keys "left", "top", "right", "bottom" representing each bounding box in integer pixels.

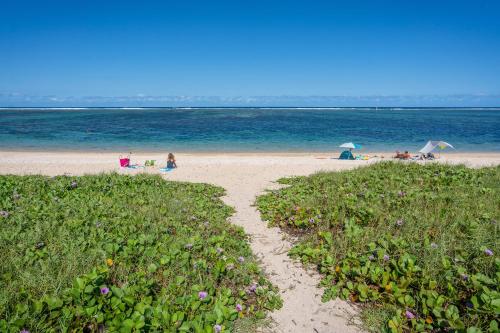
[{"left": 0, "top": 107, "right": 499, "bottom": 152}]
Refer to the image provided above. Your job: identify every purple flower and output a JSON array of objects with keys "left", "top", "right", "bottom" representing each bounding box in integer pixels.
[
  {"left": 289, "top": 216, "right": 295, "bottom": 221},
  {"left": 383, "top": 254, "right": 390, "bottom": 261},
  {"left": 185, "top": 243, "right": 193, "bottom": 249},
  {"left": 70, "top": 181, "right": 78, "bottom": 189},
  {"left": 227, "top": 263, "right": 235, "bottom": 270},
  {"left": 405, "top": 310, "right": 415, "bottom": 319},
  {"left": 461, "top": 273, "right": 469, "bottom": 281},
  {"left": 214, "top": 324, "right": 222, "bottom": 333},
  {"left": 238, "top": 256, "right": 245, "bottom": 263},
  {"left": 248, "top": 283, "right": 258, "bottom": 292},
  {"left": 484, "top": 249, "right": 493, "bottom": 256},
  {"left": 236, "top": 304, "right": 243, "bottom": 312},
  {"left": 396, "top": 219, "right": 403, "bottom": 226},
  {"left": 430, "top": 242, "right": 438, "bottom": 249},
  {"left": 20, "top": 330, "right": 30, "bottom": 333},
  {"left": 198, "top": 291, "right": 208, "bottom": 300},
  {"left": 368, "top": 255, "right": 375, "bottom": 261},
  {"left": 216, "top": 247, "right": 224, "bottom": 254},
  {"left": 308, "top": 218, "right": 315, "bottom": 224},
  {"left": 100, "top": 287, "right": 109, "bottom": 295},
  {"left": 398, "top": 191, "right": 406, "bottom": 197},
  {"left": 0, "top": 211, "right": 9, "bottom": 218}
]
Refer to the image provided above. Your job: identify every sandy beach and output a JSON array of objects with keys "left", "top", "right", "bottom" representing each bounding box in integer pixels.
[{"left": 1, "top": 151, "right": 499, "bottom": 333}]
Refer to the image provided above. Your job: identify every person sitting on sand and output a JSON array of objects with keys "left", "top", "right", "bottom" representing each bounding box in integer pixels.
[{"left": 167, "top": 153, "right": 177, "bottom": 169}]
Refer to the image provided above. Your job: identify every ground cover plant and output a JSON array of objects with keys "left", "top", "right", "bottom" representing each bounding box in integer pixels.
[
  {"left": 257, "top": 162, "right": 499, "bottom": 332},
  {"left": 0, "top": 174, "right": 281, "bottom": 332}
]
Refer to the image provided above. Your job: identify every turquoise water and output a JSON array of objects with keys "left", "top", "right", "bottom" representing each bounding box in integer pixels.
[{"left": 0, "top": 108, "right": 499, "bottom": 152}]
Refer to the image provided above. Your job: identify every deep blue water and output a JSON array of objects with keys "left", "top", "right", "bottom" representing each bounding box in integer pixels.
[{"left": 0, "top": 108, "right": 499, "bottom": 152}]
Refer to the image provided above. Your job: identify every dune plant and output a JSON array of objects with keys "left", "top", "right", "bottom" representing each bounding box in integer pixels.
[
  {"left": 0, "top": 174, "right": 281, "bottom": 332},
  {"left": 257, "top": 162, "right": 499, "bottom": 332}
]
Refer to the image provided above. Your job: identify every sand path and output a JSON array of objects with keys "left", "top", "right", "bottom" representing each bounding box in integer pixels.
[
  {"left": 1, "top": 152, "right": 498, "bottom": 332},
  {"left": 165, "top": 157, "right": 364, "bottom": 333}
]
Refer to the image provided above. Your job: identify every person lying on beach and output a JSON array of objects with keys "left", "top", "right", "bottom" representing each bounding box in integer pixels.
[
  {"left": 166, "top": 153, "right": 177, "bottom": 169},
  {"left": 394, "top": 151, "right": 411, "bottom": 159}
]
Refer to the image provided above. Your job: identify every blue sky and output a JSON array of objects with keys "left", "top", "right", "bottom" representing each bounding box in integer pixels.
[{"left": 1, "top": 0, "right": 500, "bottom": 106}]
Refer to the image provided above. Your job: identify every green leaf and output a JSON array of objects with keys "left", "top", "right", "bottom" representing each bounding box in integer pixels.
[
  {"left": 84, "top": 285, "right": 94, "bottom": 294},
  {"left": 148, "top": 263, "right": 158, "bottom": 273},
  {"left": 123, "top": 296, "right": 135, "bottom": 306},
  {"left": 489, "top": 320, "right": 498, "bottom": 332},
  {"left": 75, "top": 277, "right": 85, "bottom": 290},
  {"left": 45, "top": 296, "right": 63, "bottom": 310},
  {"left": 122, "top": 319, "right": 135, "bottom": 329},
  {"left": 428, "top": 280, "right": 437, "bottom": 290},
  {"left": 111, "top": 286, "right": 124, "bottom": 298}
]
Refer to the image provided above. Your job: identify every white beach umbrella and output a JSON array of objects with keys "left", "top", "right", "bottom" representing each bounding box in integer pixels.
[
  {"left": 419, "top": 141, "right": 455, "bottom": 154},
  {"left": 339, "top": 142, "right": 362, "bottom": 150}
]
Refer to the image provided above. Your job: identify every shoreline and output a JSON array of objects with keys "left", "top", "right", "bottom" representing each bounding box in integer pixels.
[
  {"left": 1, "top": 150, "right": 500, "bottom": 157},
  {"left": 3, "top": 106, "right": 499, "bottom": 109}
]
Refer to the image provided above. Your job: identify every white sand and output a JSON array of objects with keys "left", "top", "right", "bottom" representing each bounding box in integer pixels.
[{"left": 1, "top": 151, "right": 499, "bottom": 333}]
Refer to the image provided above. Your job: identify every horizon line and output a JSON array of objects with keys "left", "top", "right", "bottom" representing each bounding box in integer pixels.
[{"left": 1, "top": 106, "right": 500, "bottom": 109}]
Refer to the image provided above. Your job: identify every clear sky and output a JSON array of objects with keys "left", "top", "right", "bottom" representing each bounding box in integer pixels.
[{"left": 1, "top": 0, "right": 500, "bottom": 106}]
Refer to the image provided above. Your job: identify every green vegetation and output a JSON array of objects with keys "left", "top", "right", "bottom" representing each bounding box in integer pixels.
[
  {"left": 0, "top": 174, "right": 281, "bottom": 332},
  {"left": 257, "top": 162, "right": 499, "bottom": 332}
]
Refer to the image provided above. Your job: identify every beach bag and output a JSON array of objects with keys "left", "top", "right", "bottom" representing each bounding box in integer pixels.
[{"left": 119, "top": 155, "right": 130, "bottom": 167}]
